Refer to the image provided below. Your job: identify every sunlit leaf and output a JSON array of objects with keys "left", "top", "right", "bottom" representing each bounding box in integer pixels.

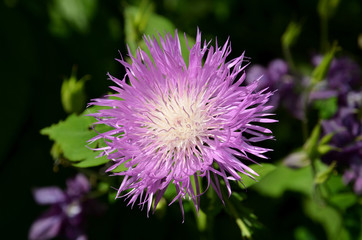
[
  {"left": 252, "top": 164, "right": 314, "bottom": 197},
  {"left": 41, "top": 107, "right": 111, "bottom": 167},
  {"left": 239, "top": 163, "right": 276, "bottom": 189}
]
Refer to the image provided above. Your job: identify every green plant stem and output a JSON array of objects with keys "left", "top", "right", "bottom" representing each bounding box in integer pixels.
[
  {"left": 301, "top": 85, "right": 313, "bottom": 143},
  {"left": 195, "top": 208, "right": 214, "bottom": 240},
  {"left": 224, "top": 196, "right": 252, "bottom": 239},
  {"left": 320, "top": 15, "right": 329, "bottom": 53},
  {"left": 283, "top": 45, "right": 296, "bottom": 73}
]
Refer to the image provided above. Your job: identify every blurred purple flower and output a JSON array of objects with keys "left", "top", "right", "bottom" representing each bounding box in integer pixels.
[
  {"left": 311, "top": 56, "right": 361, "bottom": 104},
  {"left": 321, "top": 93, "right": 362, "bottom": 194},
  {"left": 247, "top": 58, "right": 305, "bottom": 119},
  {"left": 343, "top": 157, "right": 362, "bottom": 194},
  {"left": 247, "top": 59, "right": 289, "bottom": 90},
  {"left": 29, "top": 174, "right": 100, "bottom": 240},
  {"left": 89, "top": 29, "right": 276, "bottom": 217}
]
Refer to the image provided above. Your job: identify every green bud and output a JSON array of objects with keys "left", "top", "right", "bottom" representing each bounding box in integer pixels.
[
  {"left": 61, "top": 68, "right": 89, "bottom": 114},
  {"left": 236, "top": 218, "right": 252, "bottom": 239},
  {"left": 318, "top": 144, "right": 335, "bottom": 155},
  {"left": 281, "top": 21, "right": 302, "bottom": 49},
  {"left": 315, "top": 161, "right": 336, "bottom": 184},
  {"left": 318, "top": 0, "right": 340, "bottom": 20},
  {"left": 154, "top": 197, "right": 167, "bottom": 219},
  {"left": 311, "top": 42, "right": 339, "bottom": 85},
  {"left": 304, "top": 124, "right": 321, "bottom": 160},
  {"left": 319, "top": 133, "right": 334, "bottom": 145},
  {"left": 358, "top": 34, "right": 362, "bottom": 50}
]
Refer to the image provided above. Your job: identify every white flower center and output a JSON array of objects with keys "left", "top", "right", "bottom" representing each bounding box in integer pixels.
[
  {"left": 64, "top": 201, "right": 82, "bottom": 218},
  {"left": 146, "top": 91, "right": 207, "bottom": 151}
]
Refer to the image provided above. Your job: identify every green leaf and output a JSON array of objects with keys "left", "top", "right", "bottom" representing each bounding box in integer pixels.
[
  {"left": 325, "top": 174, "right": 346, "bottom": 194},
  {"left": 329, "top": 193, "right": 357, "bottom": 211},
  {"left": 110, "top": 161, "right": 129, "bottom": 173},
  {"left": 294, "top": 226, "right": 318, "bottom": 240},
  {"left": 48, "top": 0, "right": 97, "bottom": 37},
  {"left": 239, "top": 163, "right": 276, "bottom": 188},
  {"left": 311, "top": 43, "right": 339, "bottom": 85},
  {"left": 304, "top": 197, "right": 350, "bottom": 240},
  {"left": 163, "top": 184, "right": 177, "bottom": 200},
  {"left": 41, "top": 107, "right": 111, "bottom": 168},
  {"left": 252, "top": 164, "right": 314, "bottom": 197},
  {"left": 313, "top": 97, "right": 338, "bottom": 119}
]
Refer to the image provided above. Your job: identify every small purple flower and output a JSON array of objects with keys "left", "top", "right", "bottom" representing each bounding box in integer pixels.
[
  {"left": 29, "top": 174, "right": 98, "bottom": 240},
  {"left": 89, "top": 29, "right": 276, "bottom": 217}
]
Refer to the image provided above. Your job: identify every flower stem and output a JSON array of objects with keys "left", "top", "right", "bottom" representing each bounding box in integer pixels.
[{"left": 320, "top": 15, "right": 329, "bottom": 53}]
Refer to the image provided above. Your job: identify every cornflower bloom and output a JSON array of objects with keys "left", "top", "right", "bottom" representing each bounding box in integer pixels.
[{"left": 89, "top": 29, "right": 275, "bottom": 217}]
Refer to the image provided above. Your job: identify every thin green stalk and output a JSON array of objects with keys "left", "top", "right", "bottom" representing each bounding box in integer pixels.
[
  {"left": 283, "top": 45, "right": 296, "bottom": 73},
  {"left": 320, "top": 15, "right": 329, "bottom": 53},
  {"left": 224, "top": 196, "right": 252, "bottom": 239}
]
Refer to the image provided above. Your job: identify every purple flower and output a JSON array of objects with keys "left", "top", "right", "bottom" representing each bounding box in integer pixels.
[
  {"left": 247, "top": 59, "right": 305, "bottom": 119},
  {"left": 89, "top": 29, "right": 276, "bottom": 217},
  {"left": 311, "top": 56, "right": 362, "bottom": 105},
  {"left": 247, "top": 59, "right": 289, "bottom": 91},
  {"left": 29, "top": 174, "right": 98, "bottom": 240},
  {"left": 343, "top": 157, "right": 362, "bottom": 194},
  {"left": 321, "top": 93, "right": 362, "bottom": 194}
]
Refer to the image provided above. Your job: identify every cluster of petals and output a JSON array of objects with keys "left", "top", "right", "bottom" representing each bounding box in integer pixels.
[{"left": 89, "top": 29, "right": 275, "bottom": 217}]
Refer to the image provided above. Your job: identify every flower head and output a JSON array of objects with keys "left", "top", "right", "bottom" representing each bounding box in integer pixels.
[{"left": 89, "top": 29, "right": 275, "bottom": 217}]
